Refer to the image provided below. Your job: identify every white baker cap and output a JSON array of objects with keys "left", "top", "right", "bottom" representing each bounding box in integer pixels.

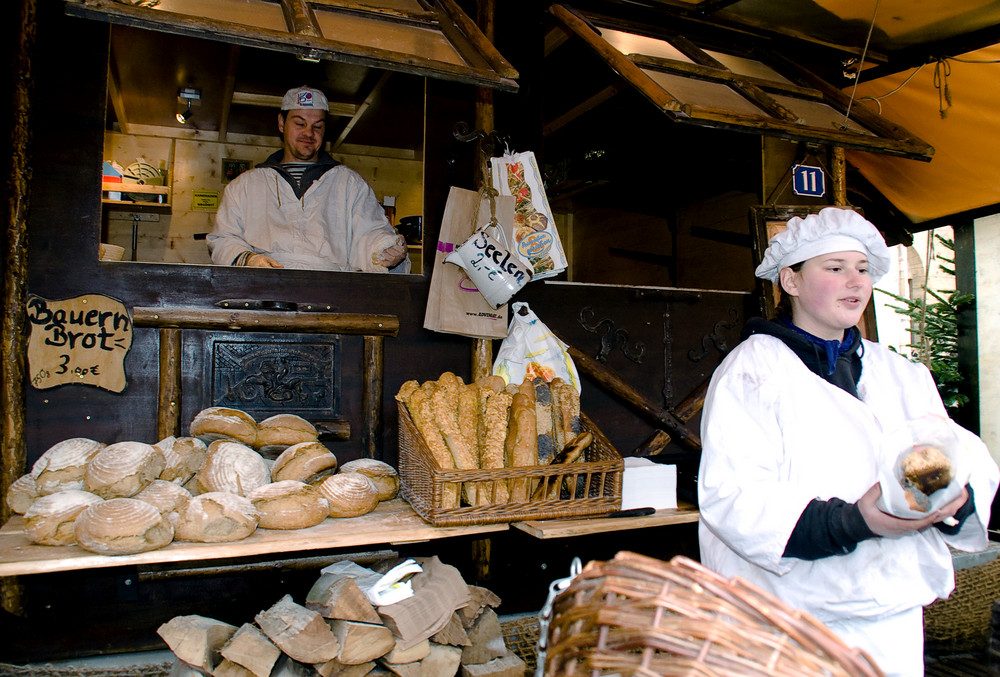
[
  {"left": 754, "top": 207, "right": 890, "bottom": 284},
  {"left": 281, "top": 86, "right": 329, "bottom": 112}
]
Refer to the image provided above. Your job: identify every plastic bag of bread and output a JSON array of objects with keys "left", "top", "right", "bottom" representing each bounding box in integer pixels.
[
  {"left": 493, "top": 302, "right": 580, "bottom": 392},
  {"left": 876, "top": 414, "right": 970, "bottom": 517}
]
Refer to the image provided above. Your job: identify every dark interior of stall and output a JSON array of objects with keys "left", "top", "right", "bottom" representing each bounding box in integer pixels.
[{"left": 3, "top": 0, "right": 975, "bottom": 666}]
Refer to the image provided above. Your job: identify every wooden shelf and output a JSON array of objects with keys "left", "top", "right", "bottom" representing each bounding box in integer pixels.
[
  {"left": 511, "top": 503, "right": 699, "bottom": 539},
  {"left": 0, "top": 499, "right": 506, "bottom": 577}
]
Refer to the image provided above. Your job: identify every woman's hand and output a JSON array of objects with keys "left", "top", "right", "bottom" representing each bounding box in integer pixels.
[{"left": 857, "top": 483, "right": 940, "bottom": 537}]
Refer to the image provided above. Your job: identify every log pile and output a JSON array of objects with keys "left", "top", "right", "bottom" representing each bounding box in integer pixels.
[{"left": 157, "top": 556, "right": 527, "bottom": 677}]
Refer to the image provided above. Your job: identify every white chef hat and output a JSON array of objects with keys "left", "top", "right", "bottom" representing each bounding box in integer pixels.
[
  {"left": 281, "top": 86, "right": 329, "bottom": 112},
  {"left": 754, "top": 207, "right": 891, "bottom": 284}
]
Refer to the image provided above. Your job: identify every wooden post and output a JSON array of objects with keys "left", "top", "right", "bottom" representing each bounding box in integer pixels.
[
  {"left": 362, "top": 336, "right": 384, "bottom": 459},
  {"left": 831, "top": 146, "right": 847, "bottom": 206},
  {"left": 158, "top": 328, "right": 183, "bottom": 440},
  {"left": 2, "top": 0, "right": 36, "bottom": 618}
]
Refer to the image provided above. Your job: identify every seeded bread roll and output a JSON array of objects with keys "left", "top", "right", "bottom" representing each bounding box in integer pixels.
[
  {"left": 190, "top": 407, "right": 258, "bottom": 447},
  {"left": 196, "top": 441, "right": 270, "bottom": 497},
  {"left": 271, "top": 441, "right": 339, "bottom": 484},
  {"left": 74, "top": 498, "right": 175, "bottom": 554},
  {"left": 255, "top": 414, "right": 319, "bottom": 458},
  {"left": 315, "top": 474, "right": 380, "bottom": 518},
  {"left": 396, "top": 379, "right": 420, "bottom": 405},
  {"left": 24, "top": 490, "right": 104, "bottom": 545},
  {"left": 248, "top": 480, "right": 329, "bottom": 530},
  {"left": 477, "top": 375, "right": 505, "bottom": 394},
  {"left": 172, "top": 492, "right": 259, "bottom": 542},
  {"left": 481, "top": 390, "right": 512, "bottom": 504},
  {"left": 338, "top": 459, "right": 399, "bottom": 501},
  {"left": 432, "top": 380, "right": 478, "bottom": 505},
  {"left": 32, "top": 438, "right": 106, "bottom": 495},
  {"left": 134, "top": 479, "right": 192, "bottom": 515},
  {"left": 505, "top": 393, "right": 538, "bottom": 501},
  {"left": 7, "top": 474, "right": 38, "bottom": 515},
  {"left": 84, "top": 441, "right": 166, "bottom": 499}
]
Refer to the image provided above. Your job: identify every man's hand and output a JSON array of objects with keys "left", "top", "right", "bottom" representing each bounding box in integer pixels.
[
  {"left": 857, "top": 483, "right": 940, "bottom": 537},
  {"left": 377, "top": 242, "right": 407, "bottom": 268},
  {"left": 247, "top": 254, "right": 284, "bottom": 268}
]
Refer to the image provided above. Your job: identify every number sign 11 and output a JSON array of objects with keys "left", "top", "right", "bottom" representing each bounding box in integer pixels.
[{"left": 792, "top": 164, "right": 826, "bottom": 198}]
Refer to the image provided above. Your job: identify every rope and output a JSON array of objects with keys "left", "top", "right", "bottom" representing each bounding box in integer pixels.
[{"left": 841, "top": 0, "right": 882, "bottom": 129}]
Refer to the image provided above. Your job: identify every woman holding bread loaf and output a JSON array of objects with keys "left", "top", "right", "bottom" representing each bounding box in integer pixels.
[{"left": 698, "top": 207, "right": 999, "bottom": 676}]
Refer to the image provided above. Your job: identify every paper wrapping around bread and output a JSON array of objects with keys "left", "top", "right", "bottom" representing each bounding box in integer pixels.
[{"left": 876, "top": 414, "right": 970, "bottom": 517}]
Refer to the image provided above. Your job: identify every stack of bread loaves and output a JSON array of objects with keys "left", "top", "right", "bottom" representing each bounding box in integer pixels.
[
  {"left": 396, "top": 372, "right": 587, "bottom": 508},
  {"left": 7, "top": 406, "right": 400, "bottom": 556}
]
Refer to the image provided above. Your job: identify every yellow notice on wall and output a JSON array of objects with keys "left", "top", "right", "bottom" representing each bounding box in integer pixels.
[
  {"left": 192, "top": 190, "right": 220, "bottom": 211},
  {"left": 26, "top": 294, "right": 133, "bottom": 393}
]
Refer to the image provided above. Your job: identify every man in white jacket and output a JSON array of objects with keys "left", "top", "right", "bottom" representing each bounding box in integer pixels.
[{"left": 208, "top": 86, "right": 410, "bottom": 273}]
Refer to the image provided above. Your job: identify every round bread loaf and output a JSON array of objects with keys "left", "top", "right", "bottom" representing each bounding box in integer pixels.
[
  {"left": 196, "top": 441, "right": 270, "bottom": 496},
  {"left": 74, "top": 498, "right": 175, "bottom": 555},
  {"left": 31, "top": 438, "right": 106, "bottom": 495},
  {"left": 189, "top": 407, "right": 258, "bottom": 446},
  {"left": 316, "top": 474, "right": 379, "bottom": 518},
  {"left": 248, "top": 480, "right": 329, "bottom": 530},
  {"left": 24, "top": 490, "right": 104, "bottom": 545},
  {"left": 155, "top": 436, "right": 207, "bottom": 485},
  {"left": 84, "top": 441, "right": 166, "bottom": 499},
  {"left": 7, "top": 474, "right": 39, "bottom": 515},
  {"left": 255, "top": 414, "right": 319, "bottom": 458},
  {"left": 338, "top": 459, "right": 399, "bottom": 501},
  {"left": 271, "top": 441, "right": 338, "bottom": 484},
  {"left": 172, "top": 492, "right": 259, "bottom": 542},
  {"left": 134, "top": 479, "right": 192, "bottom": 515}
]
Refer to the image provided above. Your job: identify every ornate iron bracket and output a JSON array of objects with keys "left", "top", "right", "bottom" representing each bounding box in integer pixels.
[{"left": 578, "top": 307, "right": 645, "bottom": 364}]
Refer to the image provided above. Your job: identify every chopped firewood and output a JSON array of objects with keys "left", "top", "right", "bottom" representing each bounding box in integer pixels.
[
  {"left": 460, "top": 653, "right": 526, "bottom": 677},
  {"left": 158, "top": 615, "right": 239, "bottom": 673},
  {"left": 461, "top": 609, "right": 507, "bottom": 665},
  {"left": 382, "top": 638, "right": 430, "bottom": 665},
  {"left": 254, "top": 595, "right": 340, "bottom": 664},
  {"left": 168, "top": 658, "right": 206, "bottom": 677},
  {"left": 314, "top": 657, "right": 377, "bottom": 677},
  {"left": 270, "top": 654, "right": 314, "bottom": 676},
  {"left": 328, "top": 619, "right": 395, "bottom": 665},
  {"left": 421, "top": 643, "right": 462, "bottom": 676},
  {"left": 378, "top": 658, "right": 422, "bottom": 677},
  {"left": 306, "top": 573, "right": 381, "bottom": 624},
  {"left": 431, "top": 612, "right": 470, "bottom": 647},
  {"left": 212, "top": 659, "right": 254, "bottom": 677},
  {"left": 219, "top": 623, "right": 280, "bottom": 677},
  {"left": 457, "top": 586, "right": 501, "bottom": 629}
]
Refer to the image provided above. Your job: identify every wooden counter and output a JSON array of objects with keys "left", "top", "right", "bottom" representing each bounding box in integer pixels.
[
  {"left": 0, "top": 499, "right": 506, "bottom": 577},
  {"left": 511, "top": 502, "right": 699, "bottom": 539}
]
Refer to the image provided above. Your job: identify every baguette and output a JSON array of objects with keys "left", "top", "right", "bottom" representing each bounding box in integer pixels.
[
  {"left": 477, "top": 375, "right": 506, "bottom": 395},
  {"left": 482, "top": 390, "right": 512, "bottom": 504},
  {"left": 406, "top": 383, "right": 459, "bottom": 509},
  {"left": 533, "top": 378, "right": 555, "bottom": 465},
  {"left": 431, "top": 381, "right": 478, "bottom": 505},
  {"left": 505, "top": 393, "right": 538, "bottom": 501},
  {"left": 551, "top": 378, "right": 582, "bottom": 458}
]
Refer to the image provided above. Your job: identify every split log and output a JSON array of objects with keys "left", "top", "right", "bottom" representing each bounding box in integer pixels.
[
  {"left": 254, "top": 594, "right": 340, "bottom": 664},
  {"left": 219, "top": 623, "right": 281, "bottom": 677},
  {"left": 379, "top": 658, "right": 422, "bottom": 677},
  {"left": 212, "top": 659, "right": 254, "bottom": 677},
  {"left": 306, "top": 573, "right": 381, "bottom": 623},
  {"left": 421, "top": 643, "right": 463, "bottom": 676},
  {"left": 461, "top": 608, "right": 506, "bottom": 665},
  {"left": 458, "top": 586, "right": 501, "bottom": 629},
  {"left": 382, "top": 638, "right": 430, "bottom": 665},
  {"left": 328, "top": 619, "right": 395, "bottom": 665},
  {"left": 314, "top": 658, "right": 377, "bottom": 677},
  {"left": 271, "top": 654, "right": 314, "bottom": 676},
  {"left": 157, "top": 615, "right": 239, "bottom": 673},
  {"left": 168, "top": 659, "right": 207, "bottom": 677},
  {"left": 460, "top": 653, "right": 527, "bottom": 677},
  {"left": 431, "top": 612, "right": 470, "bottom": 647}
]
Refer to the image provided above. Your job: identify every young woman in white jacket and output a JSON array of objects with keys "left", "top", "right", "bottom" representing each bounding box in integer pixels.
[{"left": 698, "top": 207, "right": 999, "bottom": 676}]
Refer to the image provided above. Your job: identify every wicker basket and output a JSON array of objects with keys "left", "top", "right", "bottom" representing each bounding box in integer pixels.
[
  {"left": 924, "top": 546, "right": 1000, "bottom": 653},
  {"left": 398, "top": 402, "right": 623, "bottom": 526},
  {"left": 542, "top": 552, "right": 885, "bottom": 677}
]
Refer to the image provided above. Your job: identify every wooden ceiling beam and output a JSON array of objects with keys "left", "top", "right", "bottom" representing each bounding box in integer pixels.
[
  {"left": 231, "top": 91, "right": 358, "bottom": 118},
  {"left": 217, "top": 45, "right": 240, "bottom": 143},
  {"left": 331, "top": 71, "right": 392, "bottom": 151},
  {"left": 106, "top": 45, "right": 129, "bottom": 134}
]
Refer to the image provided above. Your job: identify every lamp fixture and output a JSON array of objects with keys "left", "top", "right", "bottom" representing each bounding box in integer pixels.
[{"left": 176, "top": 87, "right": 201, "bottom": 125}]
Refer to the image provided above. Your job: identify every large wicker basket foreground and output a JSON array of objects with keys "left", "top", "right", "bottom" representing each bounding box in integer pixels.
[
  {"left": 542, "top": 552, "right": 885, "bottom": 677},
  {"left": 398, "top": 402, "right": 623, "bottom": 526}
]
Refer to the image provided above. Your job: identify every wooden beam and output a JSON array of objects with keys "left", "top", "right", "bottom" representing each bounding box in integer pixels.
[
  {"left": 280, "top": 0, "right": 321, "bottom": 38},
  {"left": 543, "top": 83, "right": 625, "bottom": 137},
  {"left": 106, "top": 44, "right": 129, "bottom": 134},
  {"left": 438, "top": 0, "right": 518, "bottom": 79},
  {"left": 232, "top": 91, "right": 358, "bottom": 118},
  {"left": 331, "top": 72, "right": 392, "bottom": 151},
  {"left": 157, "top": 328, "right": 182, "bottom": 440},
  {"left": 361, "top": 336, "right": 383, "bottom": 459},
  {"left": 217, "top": 44, "right": 241, "bottom": 143},
  {"left": 131, "top": 307, "right": 399, "bottom": 336},
  {"left": 309, "top": 0, "right": 438, "bottom": 27}
]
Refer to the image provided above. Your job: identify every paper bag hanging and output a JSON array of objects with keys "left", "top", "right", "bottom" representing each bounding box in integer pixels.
[
  {"left": 493, "top": 302, "right": 581, "bottom": 393},
  {"left": 423, "top": 186, "right": 516, "bottom": 340},
  {"left": 491, "top": 150, "right": 568, "bottom": 280}
]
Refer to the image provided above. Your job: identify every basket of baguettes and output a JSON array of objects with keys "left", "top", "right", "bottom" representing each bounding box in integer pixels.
[{"left": 396, "top": 372, "right": 623, "bottom": 526}]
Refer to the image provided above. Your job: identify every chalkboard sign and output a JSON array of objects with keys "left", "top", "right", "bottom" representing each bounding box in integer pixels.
[{"left": 26, "top": 294, "right": 133, "bottom": 392}]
